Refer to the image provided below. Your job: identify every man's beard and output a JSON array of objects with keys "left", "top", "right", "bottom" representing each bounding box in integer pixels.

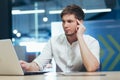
[{"left": 65, "top": 31, "right": 76, "bottom": 36}]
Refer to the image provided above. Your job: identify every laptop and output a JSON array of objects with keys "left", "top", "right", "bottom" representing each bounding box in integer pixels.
[{"left": 0, "top": 39, "right": 48, "bottom": 75}]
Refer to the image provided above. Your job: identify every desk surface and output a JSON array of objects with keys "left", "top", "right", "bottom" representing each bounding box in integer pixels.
[{"left": 0, "top": 71, "right": 120, "bottom": 80}]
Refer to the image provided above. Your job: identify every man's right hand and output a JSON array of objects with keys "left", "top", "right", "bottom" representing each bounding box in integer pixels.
[{"left": 20, "top": 60, "right": 40, "bottom": 71}]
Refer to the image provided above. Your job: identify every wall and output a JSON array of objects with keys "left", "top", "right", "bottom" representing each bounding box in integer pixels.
[{"left": 0, "top": 0, "right": 12, "bottom": 39}]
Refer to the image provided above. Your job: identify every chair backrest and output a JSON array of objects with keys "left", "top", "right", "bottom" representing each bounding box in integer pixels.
[{"left": 14, "top": 45, "right": 26, "bottom": 61}]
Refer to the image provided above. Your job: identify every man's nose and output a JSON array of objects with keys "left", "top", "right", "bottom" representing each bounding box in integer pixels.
[{"left": 64, "top": 22, "right": 69, "bottom": 28}]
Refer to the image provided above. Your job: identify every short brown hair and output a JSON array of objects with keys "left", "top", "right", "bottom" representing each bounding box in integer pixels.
[{"left": 61, "top": 4, "right": 85, "bottom": 20}]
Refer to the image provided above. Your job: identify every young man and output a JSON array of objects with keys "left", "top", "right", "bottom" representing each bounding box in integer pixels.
[{"left": 20, "top": 4, "right": 100, "bottom": 72}]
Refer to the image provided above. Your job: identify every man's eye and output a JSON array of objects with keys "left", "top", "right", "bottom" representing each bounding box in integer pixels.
[
  {"left": 68, "top": 20, "right": 72, "bottom": 23},
  {"left": 62, "top": 21, "right": 65, "bottom": 23}
]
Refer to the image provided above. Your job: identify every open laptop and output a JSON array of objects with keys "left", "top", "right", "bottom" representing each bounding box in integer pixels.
[{"left": 0, "top": 39, "right": 48, "bottom": 75}]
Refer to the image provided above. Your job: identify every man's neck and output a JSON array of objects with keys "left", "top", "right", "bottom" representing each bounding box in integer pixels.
[{"left": 66, "top": 34, "right": 77, "bottom": 44}]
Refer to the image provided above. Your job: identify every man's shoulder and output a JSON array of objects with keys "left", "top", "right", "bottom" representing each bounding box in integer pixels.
[
  {"left": 51, "top": 34, "right": 65, "bottom": 38},
  {"left": 83, "top": 34, "right": 99, "bottom": 46},
  {"left": 83, "top": 34, "right": 98, "bottom": 41},
  {"left": 50, "top": 34, "right": 65, "bottom": 41}
]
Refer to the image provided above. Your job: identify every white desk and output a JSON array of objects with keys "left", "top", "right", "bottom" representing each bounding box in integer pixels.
[{"left": 0, "top": 71, "right": 120, "bottom": 80}]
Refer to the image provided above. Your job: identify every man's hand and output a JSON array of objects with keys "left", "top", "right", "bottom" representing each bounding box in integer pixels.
[
  {"left": 20, "top": 60, "right": 40, "bottom": 71},
  {"left": 76, "top": 20, "right": 86, "bottom": 37}
]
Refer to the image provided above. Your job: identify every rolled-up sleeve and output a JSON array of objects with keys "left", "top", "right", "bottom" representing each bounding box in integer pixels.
[{"left": 33, "top": 39, "right": 53, "bottom": 70}]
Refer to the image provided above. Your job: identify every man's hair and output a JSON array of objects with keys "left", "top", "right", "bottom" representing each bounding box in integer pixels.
[{"left": 60, "top": 4, "right": 85, "bottom": 20}]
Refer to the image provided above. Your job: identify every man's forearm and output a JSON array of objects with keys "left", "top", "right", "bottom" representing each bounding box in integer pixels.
[{"left": 77, "top": 36, "right": 99, "bottom": 72}]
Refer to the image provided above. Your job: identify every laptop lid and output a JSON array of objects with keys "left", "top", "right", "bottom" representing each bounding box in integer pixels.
[
  {"left": 0, "top": 39, "right": 48, "bottom": 76},
  {"left": 0, "top": 39, "right": 24, "bottom": 75}
]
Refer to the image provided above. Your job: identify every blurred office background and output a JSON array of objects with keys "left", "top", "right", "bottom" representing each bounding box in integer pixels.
[{"left": 0, "top": 0, "right": 120, "bottom": 71}]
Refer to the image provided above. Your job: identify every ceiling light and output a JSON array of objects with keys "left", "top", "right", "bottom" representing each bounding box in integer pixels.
[
  {"left": 49, "top": 10, "right": 62, "bottom": 14},
  {"left": 12, "top": 9, "right": 45, "bottom": 15},
  {"left": 43, "top": 17, "right": 48, "bottom": 22},
  {"left": 16, "top": 32, "right": 21, "bottom": 37},
  {"left": 49, "top": 8, "right": 111, "bottom": 14},
  {"left": 13, "top": 29, "right": 18, "bottom": 34},
  {"left": 83, "top": 8, "right": 112, "bottom": 13}
]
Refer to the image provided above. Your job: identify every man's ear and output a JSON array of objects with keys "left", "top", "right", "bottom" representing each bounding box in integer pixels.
[{"left": 77, "top": 20, "right": 83, "bottom": 25}]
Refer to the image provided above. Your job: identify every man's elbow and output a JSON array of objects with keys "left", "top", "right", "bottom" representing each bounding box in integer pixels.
[{"left": 86, "top": 63, "right": 100, "bottom": 72}]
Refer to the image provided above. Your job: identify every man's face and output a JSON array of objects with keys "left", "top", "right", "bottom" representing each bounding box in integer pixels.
[{"left": 62, "top": 14, "right": 78, "bottom": 36}]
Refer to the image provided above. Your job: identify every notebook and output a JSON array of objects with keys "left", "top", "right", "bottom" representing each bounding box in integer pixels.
[{"left": 0, "top": 39, "right": 48, "bottom": 75}]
